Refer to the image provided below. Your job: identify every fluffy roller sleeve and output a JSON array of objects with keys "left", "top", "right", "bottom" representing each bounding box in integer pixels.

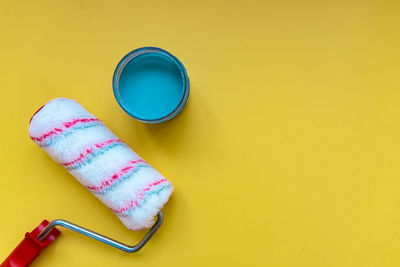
[{"left": 28, "top": 98, "right": 173, "bottom": 230}]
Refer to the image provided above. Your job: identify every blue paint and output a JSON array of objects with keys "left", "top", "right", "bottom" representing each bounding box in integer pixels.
[{"left": 113, "top": 47, "right": 189, "bottom": 123}]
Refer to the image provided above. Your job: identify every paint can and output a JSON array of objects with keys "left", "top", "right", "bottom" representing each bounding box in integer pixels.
[{"left": 113, "top": 47, "right": 190, "bottom": 123}]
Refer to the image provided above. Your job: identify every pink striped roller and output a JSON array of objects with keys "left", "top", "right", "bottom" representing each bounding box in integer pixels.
[{"left": 28, "top": 97, "right": 173, "bottom": 230}]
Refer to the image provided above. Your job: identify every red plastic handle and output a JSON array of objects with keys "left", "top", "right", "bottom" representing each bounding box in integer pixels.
[{"left": 1, "top": 220, "right": 61, "bottom": 267}]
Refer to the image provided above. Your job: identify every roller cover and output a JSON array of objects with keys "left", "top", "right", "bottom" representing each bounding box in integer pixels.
[{"left": 28, "top": 97, "right": 173, "bottom": 230}]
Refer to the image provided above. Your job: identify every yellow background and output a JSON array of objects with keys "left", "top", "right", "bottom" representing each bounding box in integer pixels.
[{"left": 1, "top": 0, "right": 400, "bottom": 266}]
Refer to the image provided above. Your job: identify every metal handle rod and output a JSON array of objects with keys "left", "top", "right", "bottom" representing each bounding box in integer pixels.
[{"left": 36, "top": 211, "right": 163, "bottom": 253}]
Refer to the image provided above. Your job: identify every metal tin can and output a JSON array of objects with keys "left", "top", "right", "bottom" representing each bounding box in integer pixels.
[{"left": 113, "top": 47, "right": 190, "bottom": 123}]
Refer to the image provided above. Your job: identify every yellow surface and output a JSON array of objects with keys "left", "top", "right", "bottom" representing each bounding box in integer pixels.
[{"left": 1, "top": 1, "right": 400, "bottom": 266}]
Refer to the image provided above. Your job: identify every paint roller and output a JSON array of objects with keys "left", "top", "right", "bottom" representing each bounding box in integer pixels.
[{"left": 2, "top": 97, "right": 173, "bottom": 266}]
